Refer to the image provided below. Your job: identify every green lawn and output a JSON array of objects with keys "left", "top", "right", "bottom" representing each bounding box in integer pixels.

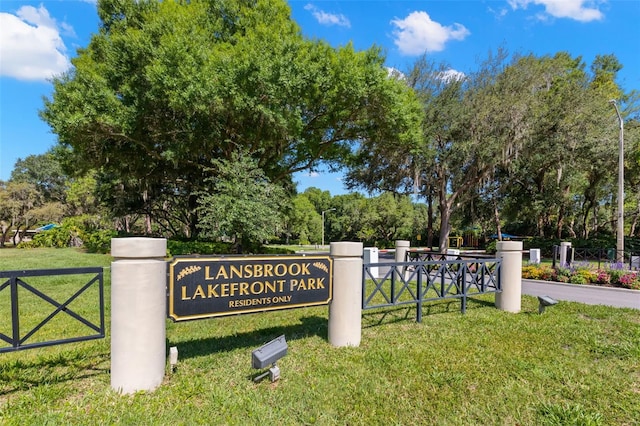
[{"left": 1, "top": 248, "right": 639, "bottom": 425}]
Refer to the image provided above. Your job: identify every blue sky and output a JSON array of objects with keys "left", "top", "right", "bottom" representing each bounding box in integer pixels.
[{"left": 1, "top": 0, "right": 639, "bottom": 195}]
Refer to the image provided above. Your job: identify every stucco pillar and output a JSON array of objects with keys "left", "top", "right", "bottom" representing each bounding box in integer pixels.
[
  {"left": 328, "top": 242, "right": 363, "bottom": 347},
  {"left": 495, "top": 241, "right": 522, "bottom": 313},
  {"left": 559, "top": 241, "right": 571, "bottom": 267},
  {"left": 395, "top": 240, "right": 410, "bottom": 263},
  {"left": 111, "top": 237, "right": 167, "bottom": 394}
]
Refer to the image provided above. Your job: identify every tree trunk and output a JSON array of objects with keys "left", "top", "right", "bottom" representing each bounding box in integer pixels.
[
  {"left": 427, "top": 191, "right": 434, "bottom": 249},
  {"left": 493, "top": 200, "right": 502, "bottom": 240},
  {"left": 438, "top": 196, "right": 452, "bottom": 253}
]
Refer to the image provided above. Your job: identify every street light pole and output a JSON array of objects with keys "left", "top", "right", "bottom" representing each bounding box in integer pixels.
[
  {"left": 610, "top": 99, "right": 624, "bottom": 262},
  {"left": 321, "top": 208, "right": 336, "bottom": 247}
]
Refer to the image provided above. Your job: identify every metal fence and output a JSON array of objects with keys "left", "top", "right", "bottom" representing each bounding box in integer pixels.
[
  {"left": 0, "top": 267, "right": 105, "bottom": 353},
  {"left": 552, "top": 246, "right": 640, "bottom": 270},
  {"left": 362, "top": 255, "right": 501, "bottom": 322}
]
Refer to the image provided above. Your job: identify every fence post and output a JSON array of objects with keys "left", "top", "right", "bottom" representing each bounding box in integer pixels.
[
  {"left": 363, "top": 247, "right": 379, "bottom": 279},
  {"left": 395, "top": 240, "right": 410, "bottom": 263},
  {"left": 111, "top": 237, "right": 167, "bottom": 394},
  {"left": 328, "top": 242, "right": 363, "bottom": 347},
  {"left": 496, "top": 241, "right": 522, "bottom": 313},
  {"left": 559, "top": 241, "right": 571, "bottom": 267},
  {"left": 395, "top": 240, "right": 410, "bottom": 281}
]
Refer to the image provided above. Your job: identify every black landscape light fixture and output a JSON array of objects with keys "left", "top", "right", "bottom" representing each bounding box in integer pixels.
[
  {"left": 252, "top": 335, "right": 287, "bottom": 383},
  {"left": 538, "top": 295, "right": 558, "bottom": 314}
]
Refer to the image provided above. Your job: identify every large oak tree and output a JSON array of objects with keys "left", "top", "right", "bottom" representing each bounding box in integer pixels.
[{"left": 42, "top": 0, "right": 421, "bottom": 238}]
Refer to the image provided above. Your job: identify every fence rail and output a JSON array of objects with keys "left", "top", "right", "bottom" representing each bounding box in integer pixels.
[
  {"left": 552, "top": 246, "right": 640, "bottom": 270},
  {"left": 0, "top": 267, "right": 105, "bottom": 353},
  {"left": 362, "top": 257, "right": 501, "bottom": 322}
]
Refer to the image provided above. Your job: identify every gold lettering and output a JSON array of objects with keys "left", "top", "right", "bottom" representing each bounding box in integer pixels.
[
  {"left": 289, "top": 263, "right": 301, "bottom": 276},
  {"left": 264, "top": 280, "right": 276, "bottom": 294},
  {"left": 316, "top": 277, "right": 325, "bottom": 289},
  {"left": 301, "top": 263, "right": 310, "bottom": 275},
  {"left": 229, "top": 282, "right": 239, "bottom": 296},
  {"left": 205, "top": 266, "right": 214, "bottom": 280},
  {"left": 216, "top": 266, "right": 229, "bottom": 279},
  {"left": 193, "top": 285, "right": 206, "bottom": 299},
  {"left": 220, "top": 283, "right": 229, "bottom": 297},
  {"left": 230, "top": 265, "right": 242, "bottom": 279},
  {"left": 254, "top": 264, "right": 263, "bottom": 278},
  {"left": 240, "top": 282, "right": 249, "bottom": 295},
  {"left": 181, "top": 286, "right": 191, "bottom": 300},
  {"left": 275, "top": 264, "right": 287, "bottom": 276},
  {"left": 207, "top": 284, "right": 219, "bottom": 297},
  {"left": 251, "top": 281, "right": 264, "bottom": 294},
  {"left": 264, "top": 264, "right": 274, "bottom": 277}
]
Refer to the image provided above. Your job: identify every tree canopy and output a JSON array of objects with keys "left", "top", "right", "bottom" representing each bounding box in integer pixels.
[{"left": 41, "top": 0, "right": 421, "bottom": 241}]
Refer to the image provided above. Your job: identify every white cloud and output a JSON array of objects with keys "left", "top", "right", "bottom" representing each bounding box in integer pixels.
[
  {"left": 386, "top": 67, "right": 406, "bottom": 80},
  {"left": 439, "top": 69, "right": 466, "bottom": 82},
  {"left": 307, "top": 171, "right": 320, "bottom": 178},
  {"left": 0, "top": 5, "right": 72, "bottom": 81},
  {"left": 304, "top": 4, "right": 350, "bottom": 28},
  {"left": 507, "top": 0, "right": 604, "bottom": 22},
  {"left": 391, "top": 11, "right": 470, "bottom": 56}
]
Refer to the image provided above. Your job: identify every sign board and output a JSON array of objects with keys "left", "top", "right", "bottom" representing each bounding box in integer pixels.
[{"left": 168, "top": 255, "right": 333, "bottom": 321}]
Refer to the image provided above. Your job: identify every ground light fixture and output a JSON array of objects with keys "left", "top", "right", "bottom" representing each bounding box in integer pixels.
[
  {"left": 538, "top": 295, "right": 558, "bottom": 314},
  {"left": 252, "top": 335, "right": 287, "bottom": 383},
  {"left": 169, "top": 346, "right": 178, "bottom": 372}
]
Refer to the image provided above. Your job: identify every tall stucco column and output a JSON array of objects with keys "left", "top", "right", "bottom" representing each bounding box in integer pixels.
[
  {"left": 395, "top": 240, "right": 411, "bottom": 280},
  {"left": 495, "top": 241, "right": 522, "bottom": 313},
  {"left": 328, "top": 242, "right": 363, "bottom": 347},
  {"left": 111, "top": 237, "right": 167, "bottom": 394},
  {"left": 395, "top": 240, "right": 410, "bottom": 263},
  {"left": 559, "top": 241, "right": 571, "bottom": 267}
]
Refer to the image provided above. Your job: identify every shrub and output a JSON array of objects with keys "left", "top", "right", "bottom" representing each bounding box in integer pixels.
[
  {"left": 595, "top": 270, "right": 611, "bottom": 285},
  {"left": 83, "top": 229, "right": 118, "bottom": 254},
  {"left": 617, "top": 272, "right": 640, "bottom": 290}
]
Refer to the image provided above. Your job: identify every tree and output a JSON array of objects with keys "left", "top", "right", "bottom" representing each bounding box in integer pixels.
[
  {"left": 347, "top": 51, "right": 520, "bottom": 251},
  {"left": 287, "top": 194, "right": 321, "bottom": 245},
  {"left": 42, "top": 0, "right": 419, "bottom": 238},
  {"left": 0, "top": 181, "right": 42, "bottom": 246},
  {"left": 196, "top": 152, "right": 286, "bottom": 252},
  {"left": 10, "top": 151, "right": 67, "bottom": 203}
]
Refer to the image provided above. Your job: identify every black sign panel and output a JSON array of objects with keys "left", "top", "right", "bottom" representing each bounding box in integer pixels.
[{"left": 168, "top": 255, "right": 333, "bottom": 321}]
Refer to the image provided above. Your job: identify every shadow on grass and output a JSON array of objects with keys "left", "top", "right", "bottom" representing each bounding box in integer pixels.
[
  {"left": 169, "top": 315, "right": 327, "bottom": 360},
  {"left": 362, "top": 297, "right": 495, "bottom": 328},
  {"left": 0, "top": 350, "right": 109, "bottom": 396}
]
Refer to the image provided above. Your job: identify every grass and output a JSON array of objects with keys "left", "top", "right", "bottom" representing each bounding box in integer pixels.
[{"left": 1, "top": 248, "right": 639, "bottom": 425}]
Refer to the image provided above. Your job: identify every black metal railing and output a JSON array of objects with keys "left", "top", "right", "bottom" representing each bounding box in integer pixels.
[
  {"left": 0, "top": 267, "right": 105, "bottom": 353},
  {"left": 362, "top": 257, "right": 501, "bottom": 323},
  {"left": 551, "top": 246, "right": 640, "bottom": 270}
]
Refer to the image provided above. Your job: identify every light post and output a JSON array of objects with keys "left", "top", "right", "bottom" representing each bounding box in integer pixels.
[
  {"left": 610, "top": 99, "right": 624, "bottom": 262},
  {"left": 321, "top": 208, "right": 336, "bottom": 247}
]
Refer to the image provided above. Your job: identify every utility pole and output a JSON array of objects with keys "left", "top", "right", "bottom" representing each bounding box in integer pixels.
[{"left": 610, "top": 100, "right": 624, "bottom": 263}]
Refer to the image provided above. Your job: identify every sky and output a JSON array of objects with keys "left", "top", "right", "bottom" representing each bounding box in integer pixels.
[{"left": 1, "top": 0, "right": 639, "bottom": 196}]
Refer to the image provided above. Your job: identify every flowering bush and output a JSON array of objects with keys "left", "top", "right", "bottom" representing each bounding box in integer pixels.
[
  {"left": 618, "top": 272, "right": 640, "bottom": 290},
  {"left": 595, "top": 270, "right": 611, "bottom": 285},
  {"left": 522, "top": 262, "right": 639, "bottom": 289}
]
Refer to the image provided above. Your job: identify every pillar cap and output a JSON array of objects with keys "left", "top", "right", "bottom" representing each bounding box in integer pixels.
[
  {"left": 395, "top": 240, "right": 410, "bottom": 248},
  {"left": 496, "top": 241, "right": 523, "bottom": 251},
  {"left": 111, "top": 237, "right": 167, "bottom": 258},
  {"left": 330, "top": 242, "right": 364, "bottom": 257}
]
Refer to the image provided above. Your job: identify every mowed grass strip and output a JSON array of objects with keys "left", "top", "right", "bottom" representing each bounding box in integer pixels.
[{"left": 0, "top": 248, "right": 638, "bottom": 425}]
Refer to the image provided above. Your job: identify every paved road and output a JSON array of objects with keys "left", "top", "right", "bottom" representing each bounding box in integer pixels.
[{"left": 522, "top": 279, "right": 640, "bottom": 310}]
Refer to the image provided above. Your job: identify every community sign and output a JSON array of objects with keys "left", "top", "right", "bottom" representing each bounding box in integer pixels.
[{"left": 168, "top": 255, "right": 333, "bottom": 321}]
